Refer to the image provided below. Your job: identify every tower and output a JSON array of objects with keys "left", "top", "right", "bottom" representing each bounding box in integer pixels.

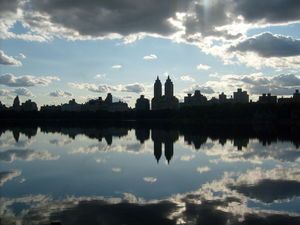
[
  {"left": 13, "top": 96, "right": 20, "bottom": 111},
  {"left": 154, "top": 76, "right": 162, "bottom": 98},
  {"left": 165, "top": 76, "right": 174, "bottom": 98}
]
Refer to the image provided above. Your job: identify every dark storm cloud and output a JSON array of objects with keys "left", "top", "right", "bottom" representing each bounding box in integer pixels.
[
  {"left": 2, "top": 0, "right": 300, "bottom": 44},
  {"left": 27, "top": 0, "right": 191, "bottom": 37},
  {"left": 0, "top": 0, "right": 19, "bottom": 15},
  {"left": 233, "top": 0, "right": 300, "bottom": 24},
  {"left": 229, "top": 33, "right": 300, "bottom": 57},
  {"left": 229, "top": 179, "right": 300, "bottom": 203},
  {"left": 183, "top": 0, "right": 242, "bottom": 40},
  {"left": 49, "top": 200, "right": 177, "bottom": 225},
  {"left": 7, "top": 194, "right": 300, "bottom": 225}
]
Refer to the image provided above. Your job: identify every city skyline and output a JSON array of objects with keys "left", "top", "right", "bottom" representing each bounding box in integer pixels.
[
  {"left": 1, "top": 1, "right": 300, "bottom": 108},
  {"left": 2, "top": 75, "right": 300, "bottom": 112},
  {"left": 2, "top": 2, "right": 300, "bottom": 225}
]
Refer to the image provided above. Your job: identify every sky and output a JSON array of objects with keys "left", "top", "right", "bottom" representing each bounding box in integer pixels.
[{"left": 1, "top": 0, "right": 300, "bottom": 107}]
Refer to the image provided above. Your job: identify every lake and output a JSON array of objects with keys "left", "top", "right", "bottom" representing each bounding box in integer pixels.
[{"left": 1, "top": 124, "right": 300, "bottom": 225}]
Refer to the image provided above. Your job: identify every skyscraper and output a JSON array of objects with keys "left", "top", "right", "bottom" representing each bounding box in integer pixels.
[
  {"left": 165, "top": 76, "right": 173, "bottom": 98},
  {"left": 154, "top": 76, "right": 162, "bottom": 98},
  {"left": 151, "top": 76, "right": 179, "bottom": 110}
]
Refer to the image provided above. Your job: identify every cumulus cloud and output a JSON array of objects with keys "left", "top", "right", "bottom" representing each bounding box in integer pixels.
[
  {"left": 112, "top": 65, "right": 122, "bottom": 69},
  {"left": 196, "top": 166, "right": 211, "bottom": 174},
  {"left": 69, "top": 83, "right": 115, "bottom": 93},
  {"left": 49, "top": 90, "right": 72, "bottom": 98},
  {"left": 143, "top": 54, "right": 158, "bottom": 60},
  {"left": 0, "top": 50, "right": 22, "bottom": 66},
  {"left": 0, "top": 149, "right": 59, "bottom": 163},
  {"left": 49, "top": 138, "right": 72, "bottom": 147},
  {"left": 206, "top": 73, "right": 300, "bottom": 96},
  {"left": 2, "top": 0, "right": 300, "bottom": 70},
  {"left": 233, "top": 0, "right": 300, "bottom": 24},
  {"left": 14, "top": 88, "right": 33, "bottom": 97},
  {"left": 180, "top": 75, "right": 195, "bottom": 82},
  {"left": 0, "top": 74, "right": 60, "bottom": 87},
  {"left": 184, "top": 84, "right": 215, "bottom": 94},
  {"left": 228, "top": 167, "right": 300, "bottom": 203},
  {"left": 196, "top": 64, "right": 211, "bottom": 71},
  {"left": 0, "top": 89, "right": 11, "bottom": 97},
  {"left": 3, "top": 172, "right": 300, "bottom": 225},
  {"left": 69, "top": 82, "right": 145, "bottom": 94},
  {"left": 230, "top": 33, "right": 300, "bottom": 58},
  {"left": 0, "top": 88, "right": 33, "bottom": 98},
  {"left": 0, "top": 170, "right": 21, "bottom": 186},
  {"left": 120, "top": 83, "right": 145, "bottom": 93}
]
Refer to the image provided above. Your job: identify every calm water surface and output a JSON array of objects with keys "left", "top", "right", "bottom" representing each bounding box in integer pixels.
[{"left": 1, "top": 125, "right": 300, "bottom": 225}]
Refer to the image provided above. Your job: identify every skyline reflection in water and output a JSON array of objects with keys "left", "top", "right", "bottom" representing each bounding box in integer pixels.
[{"left": 1, "top": 124, "right": 300, "bottom": 225}]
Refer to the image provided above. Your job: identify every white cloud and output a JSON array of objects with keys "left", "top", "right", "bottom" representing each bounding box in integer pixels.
[
  {"left": 120, "top": 83, "right": 145, "bottom": 93},
  {"left": 180, "top": 155, "right": 195, "bottom": 161},
  {"left": 112, "top": 65, "right": 122, "bottom": 69},
  {"left": 95, "top": 158, "right": 107, "bottom": 163},
  {"left": 112, "top": 167, "right": 122, "bottom": 173},
  {"left": 0, "top": 74, "right": 60, "bottom": 87},
  {"left": 196, "top": 166, "right": 211, "bottom": 174},
  {"left": 180, "top": 75, "right": 195, "bottom": 82},
  {"left": 49, "top": 90, "right": 72, "bottom": 98},
  {"left": 143, "top": 177, "right": 157, "bottom": 183},
  {"left": 69, "top": 82, "right": 146, "bottom": 94},
  {"left": 183, "top": 84, "right": 215, "bottom": 94},
  {"left": 206, "top": 73, "right": 300, "bottom": 96},
  {"left": 94, "top": 74, "right": 106, "bottom": 79},
  {"left": 0, "top": 89, "right": 11, "bottom": 97},
  {"left": 14, "top": 88, "right": 34, "bottom": 97},
  {"left": 69, "top": 83, "right": 115, "bottom": 93},
  {"left": 143, "top": 54, "right": 158, "bottom": 60},
  {"left": 0, "top": 149, "right": 59, "bottom": 163},
  {"left": 0, "top": 50, "right": 22, "bottom": 66},
  {"left": 18, "top": 53, "right": 26, "bottom": 59},
  {"left": 2, "top": 0, "right": 300, "bottom": 70},
  {"left": 0, "top": 170, "right": 21, "bottom": 187},
  {"left": 196, "top": 64, "right": 211, "bottom": 71}
]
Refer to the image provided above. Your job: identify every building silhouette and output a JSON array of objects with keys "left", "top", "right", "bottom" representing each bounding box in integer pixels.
[
  {"left": 0, "top": 101, "right": 7, "bottom": 111},
  {"left": 60, "top": 93, "right": 129, "bottom": 112},
  {"left": 21, "top": 100, "right": 38, "bottom": 111},
  {"left": 183, "top": 90, "right": 207, "bottom": 106},
  {"left": 151, "top": 129, "right": 178, "bottom": 163},
  {"left": 13, "top": 96, "right": 21, "bottom": 111},
  {"left": 135, "top": 128, "right": 150, "bottom": 143},
  {"left": 151, "top": 76, "right": 179, "bottom": 110},
  {"left": 62, "top": 99, "right": 81, "bottom": 112},
  {"left": 293, "top": 90, "right": 300, "bottom": 103},
  {"left": 135, "top": 95, "right": 150, "bottom": 111},
  {"left": 11, "top": 96, "right": 38, "bottom": 112},
  {"left": 219, "top": 92, "right": 230, "bottom": 103},
  {"left": 233, "top": 88, "right": 249, "bottom": 103},
  {"left": 258, "top": 93, "right": 277, "bottom": 104}
]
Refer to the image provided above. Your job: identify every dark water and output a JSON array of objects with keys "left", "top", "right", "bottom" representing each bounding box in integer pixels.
[{"left": 1, "top": 125, "right": 300, "bottom": 225}]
